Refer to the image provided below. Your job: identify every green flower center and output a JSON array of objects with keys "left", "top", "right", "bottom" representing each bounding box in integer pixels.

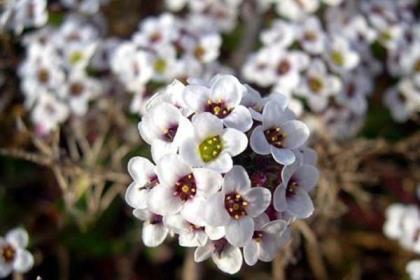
[
  {"left": 331, "top": 51, "right": 344, "bottom": 66},
  {"left": 70, "top": 51, "right": 84, "bottom": 65},
  {"left": 308, "top": 77, "right": 323, "bottom": 93},
  {"left": 154, "top": 58, "right": 167, "bottom": 74},
  {"left": 199, "top": 135, "right": 223, "bottom": 162}
]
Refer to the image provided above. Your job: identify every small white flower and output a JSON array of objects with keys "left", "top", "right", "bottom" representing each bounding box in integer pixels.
[
  {"left": 60, "top": 0, "right": 109, "bottom": 14},
  {"left": 407, "top": 260, "right": 420, "bottom": 280},
  {"left": 243, "top": 214, "right": 290, "bottom": 266},
  {"left": 325, "top": 36, "right": 360, "bottom": 75},
  {"left": 273, "top": 160, "right": 319, "bottom": 219},
  {"left": 204, "top": 166, "right": 271, "bottom": 247},
  {"left": 0, "top": 228, "right": 34, "bottom": 278},
  {"left": 274, "top": 0, "right": 319, "bottom": 21},
  {"left": 179, "top": 112, "right": 248, "bottom": 173},
  {"left": 148, "top": 154, "right": 223, "bottom": 225},
  {"left": 139, "top": 102, "right": 193, "bottom": 162},
  {"left": 125, "top": 157, "right": 158, "bottom": 210},
  {"left": 260, "top": 20, "right": 295, "bottom": 48},
  {"left": 250, "top": 101, "right": 310, "bottom": 166},
  {"left": 183, "top": 75, "right": 252, "bottom": 132},
  {"left": 297, "top": 17, "right": 326, "bottom": 55},
  {"left": 133, "top": 13, "right": 179, "bottom": 48},
  {"left": 194, "top": 238, "right": 242, "bottom": 274},
  {"left": 133, "top": 209, "right": 169, "bottom": 247},
  {"left": 187, "top": 34, "right": 222, "bottom": 64}
]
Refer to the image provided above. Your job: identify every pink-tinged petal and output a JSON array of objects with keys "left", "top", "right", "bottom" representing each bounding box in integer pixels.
[
  {"left": 194, "top": 243, "right": 213, "bottom": 262},
  {"left": 243, "top": 240, "right": 259, "bottom": 266},
  {"left": 192, "top": 112, "right": 224, "bottom": 140},
  {"left": 250, "top": 126, "right": 271, "bottom": 155},
  {"left": 223, "top": 165, "right": 251, "bottom": 193},
  {"left": 181, "top": 198, "right": 207, "bottom": 226},
  {"left": 281, "top": 120, "right": 310, "bottom": 149},
  {"left": 127, "top": 156, "right": 155, "bottom": 184},
  {"left": 225, "top": 217, "right": 254, "bottom": 247},
  {"left": 273, "top": 184, "right": 288, "bottom": 212},
  {"left": 6, "top": 228, "right": 28, "bottom": 248},
  {"left": 271, "top": 147, "right": 296, "bottom": 166},
  {"left": 156, "top": 154, "right": 191, "bottom": 187},
  {"left": 148, "top": 184, "right": 183, "bottom": 215},
  {"left": 125, "top": 183, "right": 149, "bottom": 209},
  {"left": 222, "top": 128, "right": 248, "bottom": 156},
  {"left": 183, "top": 84, "right": 210, "bottom": 112},
  {"left": 204, "top": 192, "right": 231, "bottom": 226},
  {"left": 211, "top": 75, "right": 244, "bottom": 107},
  {"left": 193, "top": 168, "right": 223, "bottom": 195},
  {"left": 212, "top": 245, "right": 243, "bottom": 274},
  {"left": 179, "top": 138, "right": 202, "bottom": 167},
  {"left": 13, "top": 249, "right": 34, "bottom": 273},
  {"left": 142, "top": 223, "right": 168, "bottom": 247},
  {"left": 287, "top": 189, "right": 314, "bottom": 218},
  {"left": 206, "top": 153, "right": 233, "bottom": 173},
  {"left": 151, "top": 139, "right": 177, "bottom": 163},
  {"left": 295, "top": 165, "right": 319, "bottom": 192},
  {"left": 245, "top": 187, "right": 272, "bottom": 217},
  {"left": 223, "top": 105, "right": 253, "bottom": 132}
]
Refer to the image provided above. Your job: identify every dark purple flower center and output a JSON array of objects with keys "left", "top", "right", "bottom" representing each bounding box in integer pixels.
[
  {"left": 162, "top": 124, "right": 179, "bottom": 142},
  {"left": 264, "top": 127, "right": 287, "bottom": 148},
  {"left": 252, "top": 231, "right": 264, "bottom": 242},
  {"left": 286, "top": 178, "right": 299, "bottom": 198},
  {"left": 0, "top": 243, "right": 16, "bottom": 263},
  {"left": 277, "top": 59, "right": 291, "bottom": 75},
  {"left": 205, "top": 100, "right": 232, "bottom": 119},
  {"left": 37, "top": 68, "right": 50, "bottom": 83},
  {"left": 174, "top": 173, "right": 197, "bottom": 201},
  {"left": 213, "top": 238, "right": 228, "bottom": 256},
  {"left": 224, "top": 192, "right": 248, "bottom": 220},
  {"left": 150, "top": 214, "right": 163, "bottom": 225},
  {"left": 70, "top": 82, "right": 85, "bottom": 97}
]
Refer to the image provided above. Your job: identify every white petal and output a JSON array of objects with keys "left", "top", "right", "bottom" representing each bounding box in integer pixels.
[
  {"left": 223, "top": 106, "right": 253, "bottom": 132},
  {"left": 245, "top": 187, "right": 272, "bottom": 217},
  {"left": 181, "top": 198, "right": 207, "bottom": 226},
  {"left": 262, "top": 220, "right": 287, "bottom": 235},
  {"left": 151, "top": 139, "right": 177, "bottom": 163},
  {"left": 281, "top": 120, "right": 310, "bottom": 149},
  {"left": 156, "top": 154, "right": 191, "bottom": 187},
  {"left": 127, "top": 156, "right": 155, "bottom": 184},
  {"left": 295, "top": 165, "right": 319, "bottom": 192},
  {"left": 225, "top": 217, "right": 254, "bottom": 247},
  {"left": 206, "top": 153, "right": 233, "bottom": 173},
  {"left": 148, "top": 184, "right": 183, "bottom": 215},
  {"left": 194, "top": 243, "right": 213, "bottom": 262},
  {"left": 192, "top": 112, "right": 224, "bottom": 140},
  {"left": 243, "top": 241, "right": 259, "bottom": 266},
  {"left": 132, "top": 209, "right": 151, "bottom": 221},
  {"left": 6, "top": 228, "right": 29, "bottom": 248},
  {"left": 142, "top": 223, "right": 168, "bottom": 247},
  {"left": 287, "top": 189, "right": 314, "bottom": 218},
  {"left": 164, "top": 214, "right": 189, "bottom": 233},
  {"left": 253, "top": 213, "right": 270, "bottom": 230},
  {"left": 13, "top": 249, "right": 34, "bottom": 273},
  {"left": 204, "top": 192, "right": 231, "bottom": 226},
  {"left": 205, "top": 226, "right": 225, "bottom": 240},
  {"left": 211, "top": 75, "right": 244, "bottom": 107},
  {"left": 223, "top": 165, "right": 251, "bottom": 193},
  {"left": 0, "top": 262, "right": 12, "bottom": 278},
  {"left": 262, "top": 101, "right": 289, "bottom": 128},
  {"left": 125, "top": 183, "right": 149, "bottom": 209},
  {"left": 222, "top": 128, "right": 248, "bottom": 156},
  {"left": 193, "top": 168, "right": 223, "bottom": 195},
  {"left": 212, "top": 245, "right": 243, "bottom": 274},
  {"left": 179, "top": 138, "right": 202, "bottom": 167},
  {"left": 273, "top": 184, "right": 288, "bottom": 212},
  {"left": 183, "top": 84, "right": 210, "bottom": 112},
  {"left": 250, "top": 126, "right": 271, "bottom": 155},
  {"left": 271, "top": 147, "right": 296, "bottom": 166}
]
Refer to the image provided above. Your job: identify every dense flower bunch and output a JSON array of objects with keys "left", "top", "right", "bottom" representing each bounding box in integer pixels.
[
  {"left": 0, "top": 228, "right": 34, "bottom": 278},
  {"left": 111, "top": 13, "right": 225, "bottom": 115},
  {"left": 384, "top": 202, "right": 420, "bottom": 280},
  {"left": 125, "top": 74, "right": 319, "bottom": 274},
  {"left": 18, "top": 15, "right": 110, "bottom": 135}
]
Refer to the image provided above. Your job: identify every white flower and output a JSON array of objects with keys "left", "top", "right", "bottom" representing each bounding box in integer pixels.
[
  {"left": 260, "top": 20, "right": 295, "bottom": 48},
  {"left": 243, "top": 214, "right": 289, "bottom": 265},
  {"left": 125, "top": 157, "right": 158, "bottom": 210},
  {"left": 133, "top": 209, "right": 169, "bottom": 247},
  {"left": 273, "top": 160, "right": 319, "bottom": 219},
  {"left": 187, "top": 34, "right": 222, "bottom": 64},
  {"left": 240, "top": 85, "right": 264, "bottom": 121},
  {"left": 297, "top": 17, "right": 326, "bottom": 55},
  {"left": 250, "top": 101, "right": 310, "bottom": 166},
  {"left": 296, "top": 59, "right": 341, "bottom": 112},
  {"left": 335, "top": 70, "right": 371, "bottom": 115},
  {"left": 133, "top": 13, "right": 179, "bottom": 48},
  {"left": 60, "top": 0, "right": 109, "bottom": 14},
  {"left": 204, "top": 166, "right": 271, "bottom": 247},
  {"left": 274, "top": 0, "right": 319, "bottom": 21},
  {"left": 183, "top": 75, "right": 252, "bottom": 132},
  {"left": 148, "top": 154, "right": 223, "bottom": 225},
  {"left": 0, "top": 228, "right": 34, "bottom": 278},
  {"left": 325, "top": 36, "right": 360, "bottom": 74},
  {"left": 179, "top": 112, "right": 247, "bottom": 173},
  {"left": 139, "top": 102, "right": 193, "bottom": 162},
  {"left": 407, "top": 260, "right": 420, "bottom": 280},
  {"left": 383, "top": 203, "right": 409, "bottom": 240},
  {"left": 194, "top": 238, "right": 242, "bottom": 274}
]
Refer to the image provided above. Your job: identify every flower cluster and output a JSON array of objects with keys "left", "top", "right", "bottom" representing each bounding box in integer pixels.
[
  {"left": 0, "top": 228, "right": 34, "bottom": 278},
  {"left": 125, "top": 74, "right": 319, "bottom": 274},
  {"left": 111, "top": 13, "right": 224, "bottom": 115},
  {"left": 18, "top": 15, "right": 107, "bottom": 135}
]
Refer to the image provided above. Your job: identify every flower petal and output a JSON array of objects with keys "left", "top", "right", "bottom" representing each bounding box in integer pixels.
[
  {"left": 243, "top": 241, "right": 259, "bottom": 266},
  {"left": 0, "top": 262, "right": 12, "bottom": 278},
  {"left": 179, "top": 138, "right": 202, "bottom": 167},
  {"left": 193, "top": 168, "right": 223, "bottom": 195},
  {"left": 148, "top": 184, "right": 183, "bottom": 215},
  {"left": 13, "top": 249, "right": 34, "bottom": 273},
  {"left": 127, "top": 156, "right": 155, "bottom": 184},
  {"left": 6, "top": 228, "right": 29, "bottom": 248},
  {"left": 287, "top": 189, "right": 314, "bottom": 218},
  {"left": 192, "top": 112, "right": 224, "bottom": 140},
  {"left": 271, "top": 147, "right": 296, "bottom": 166},
  {"left": 183, "top": 84, "right": 210, "bottom": 112},
  {"left": 223, "top": 165, "right": 251, "bottom": 193},
  {"left": 295, "top": 164, "right": 319, "bottom": 192},
  {"left": 281, "top": 120, "right": 310, "bottom": 149},
  {"left": 225, "top": 217, "right": 254, "bottom": 247},
  {"left": 250, "top": 126, "right": 271, "bottom": 155},
  {"left": 142, "top": 223, "right": 168, "bottom": 247},
  {"left": 245, "top": 187, "right": 272, "bottom": 217},
  {"left": 156, "top": 154, "right": 191, "bottom": 187},
  {"left": 151, "top": 139, "right": 177, "bottom": 163},
  {"left": 223, "top": 105, "right": 253, "bottom": 132},
  {"left": 204, "top": 192, "right": 231, "bottom": 226},
  {"left": 194, "top": 243, "right": 213, "bottom": 262},
  {"left": 222, "top": 128, "right": 248, "bottom": 156},
  {"left": 206, "top": 153, "right": 233, "bottom": 173},
  {"left": 205, "top": 226, "right": 225, "bottom": 240},
  {"left": 273, "top": 184, "right": 288, "bottom": 212},
  {"left": 181, "top": 198, "right": 207, "bottom": 226},
  {"left": 212, "top": 245, "right": 243, "bottom": 274},
  {"left": 125, "top": 182, "right": 149, "bottom": 209},
  {"left": 211, "top": 75, "right": 244, "bottom": 107}
]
